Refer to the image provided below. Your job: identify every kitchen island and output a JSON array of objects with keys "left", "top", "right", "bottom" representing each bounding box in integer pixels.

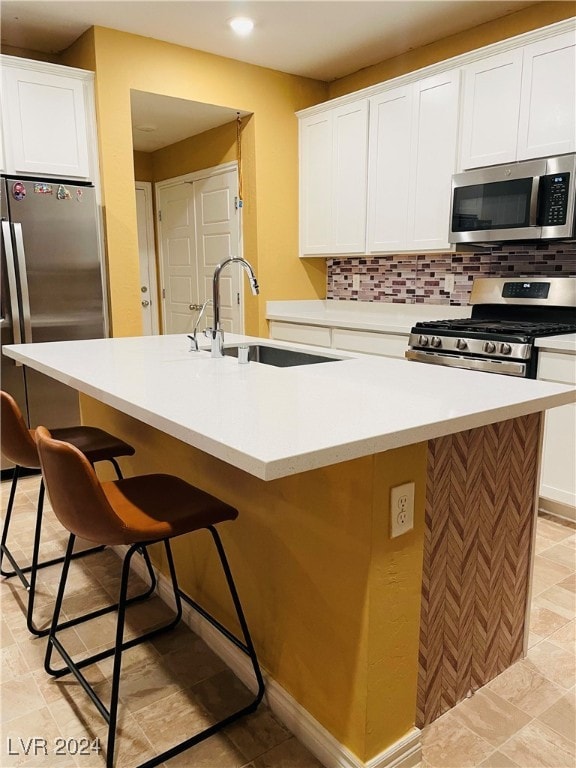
[{"left": 4, "top": 334, "right": 575, "bottom": 768}]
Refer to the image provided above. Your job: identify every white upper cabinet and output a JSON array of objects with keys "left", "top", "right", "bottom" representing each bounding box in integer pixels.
[
  {"left": 367, "top": 86, "right": 413, "bottom": 252},
  {"left": 406, "top": 71, "right": 460, "bottom": 251},
  {"left": 1, "top": 58, "right": 94, "bottom": 180},
  {"left": 299, "top": 99, "right": 368, "bottom": 256},
  {"left": 460, "top": 50, "right": 523, "bottom": 169},
  {"left": 517, "top": 31, "right": 576, "bottom": 160},
  {"left": 460, "top": 30, "right": 575, "bottom": 169},
  {"left": 298, "top": 21, "right": 575, "bottom": 255},
  {"left": 367, "top": 70, "right": 459, "bottom": 253}
]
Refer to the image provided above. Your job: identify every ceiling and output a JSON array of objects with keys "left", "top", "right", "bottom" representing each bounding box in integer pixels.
[{"left": 1, "top": 0, "right": 542, "bottom": 151}]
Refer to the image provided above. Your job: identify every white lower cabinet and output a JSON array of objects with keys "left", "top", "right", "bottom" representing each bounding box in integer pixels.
[
  {"left": 268, "top": 321, "right": 332, "bottom": 348},
  {"left": 331, "top": 328, "right": 408, "bottom": 358},
  {"left": 269, "top": 321, "right": 409, "bottom": 359},
  {"left": 538, "top": 351, "right": 576, "bottom": 513}
]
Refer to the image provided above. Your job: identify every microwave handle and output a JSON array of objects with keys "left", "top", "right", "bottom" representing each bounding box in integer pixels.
[{"left": 529, "top": 176, "right": 540, "bottom": 226}]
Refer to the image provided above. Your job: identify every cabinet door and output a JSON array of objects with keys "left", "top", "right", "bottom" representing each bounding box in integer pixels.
[
  {"left": 2, "top": 66, "right": 90, "bottom": 179},
  {"left": 517, "top": 31, "right": 576, "bottom": 160},
  {"left": 460, "top": 49, "right": 523, "bottom": 169},
  {"left": 268, "top": 321, "right": 331, "bottom": 347},
  {"left": 538, "top": 351, "right": 576, "bottom": 509},
  {"left": 299, "top": 112, "right": 333, "bottom": 255},
  {"left": 367, "top": 86, "right": 412, "bottom": 252},
  {"left": 406, "top": 70, "right": 460, "bottom": 251},
  {"left": 332, "top": 101, "right": 368, "bottom": 253}
]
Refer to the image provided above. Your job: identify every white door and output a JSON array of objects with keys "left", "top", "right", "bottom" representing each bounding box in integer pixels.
[
  {"left": 332, "top": 100, "right": 368, "bottom": 254},
  {"left": 406, "top": 70, "right": 460, "bottom": 251},
  {"left": 194, "top": 170, "right": 241, "bottom": 334},
  {"left": 158, "top": 182, "right": 198, "bottom": 334},
  {"left": 459, "top": 49, "right": 523, "bottom": 169},
  {"left": 135, "top": 182, "right": 159, "bottom": 335},
  {"left": 367, "top": 85, "right": 413, "bottom": 252},
  {"left": 2, "top": 65, "right": 90, "bottom": 179},
  {"left": 158, "top": 167, "right": 240, "bottom": 335},
  {"left": 517, "top": 31, "right": 576, "bottom": 160},
  {"left": 299, "top": 111, "right": 333, "bottom": 255}
]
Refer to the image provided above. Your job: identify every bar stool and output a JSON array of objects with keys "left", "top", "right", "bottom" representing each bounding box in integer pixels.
[
  {"left": 0, "top": 390, "right": 155, "bottom": 636},
  {"left": 36, "top": 426, "right": 265, "bottom": 768}
]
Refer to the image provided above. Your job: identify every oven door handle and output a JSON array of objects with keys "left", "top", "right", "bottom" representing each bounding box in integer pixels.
[
  {"left": 529, "top": 176, "right": 541, "bottom": 227},
  {"left": 405, "top": 349, "right": 527, "bottom": 377}
]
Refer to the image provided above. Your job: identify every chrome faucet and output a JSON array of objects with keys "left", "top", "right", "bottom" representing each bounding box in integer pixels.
[{"left": 208, "top": 257, "right": 259, "bottom": 357}]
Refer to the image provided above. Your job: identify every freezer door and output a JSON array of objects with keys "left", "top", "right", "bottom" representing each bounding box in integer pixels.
[
  {"left": 1, "top": 184, "right": 28, "bottom": 464},
  {"left": 5, "top": 179, "right": 107, "bottom": 343}
]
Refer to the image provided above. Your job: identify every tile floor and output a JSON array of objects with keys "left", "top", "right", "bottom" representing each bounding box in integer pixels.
[{"left": 1, "top": 474, "right": 574, "bottom": 768}]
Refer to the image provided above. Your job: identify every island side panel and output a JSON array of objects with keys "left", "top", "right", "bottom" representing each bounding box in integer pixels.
[
  {"left": 416, "top": 412, "right": 541, "bottom": 727},
  {"left": 80, "top": 395, "right": 428, "bottom": 764}
]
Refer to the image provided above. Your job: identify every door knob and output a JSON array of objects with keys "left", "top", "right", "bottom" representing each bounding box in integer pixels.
[
  {"left": 141, "top": 286, "right": 148, "bottom": 293},
  {"left": 141, "top": 300, "right": 150, "bottom": 307},
  {"left": 189, "top": 303, "right": 203, "bottom": 311}
]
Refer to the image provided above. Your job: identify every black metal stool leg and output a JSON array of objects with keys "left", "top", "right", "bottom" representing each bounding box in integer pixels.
[
  {"left": 108, "top": 457, "right": 124, "bottom": 481},
  {"left": 136, "top": 533, "right": 265, "bottom": 768},
  {"left": 105, "top": 541, "right": 183, "bottom": 768},
  {"left": 43, "top": 530, "right": 265, "bottom": 768},
  {"left": 208, "top": 526, "right": 265, "bottom": 703},
  {"left": 0, "top": 466, "right": 26, "bottom": 580}
]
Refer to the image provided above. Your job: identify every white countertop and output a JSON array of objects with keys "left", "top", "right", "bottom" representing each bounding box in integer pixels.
[
  {"left": 266, "top": 300, "right": 471, "bottom": 334},
  {"left": 4, "top": 334, "right": 575, "bottom": 481},
  {"left": 268, "top": 300, "right": 576, "bottom": 353}
]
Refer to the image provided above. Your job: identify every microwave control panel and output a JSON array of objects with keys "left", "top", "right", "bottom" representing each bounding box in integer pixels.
[{"left": 539, "top": 172, "right": 570, "bottom": 226}]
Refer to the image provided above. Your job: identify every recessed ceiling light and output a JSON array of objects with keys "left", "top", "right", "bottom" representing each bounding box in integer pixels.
[
  {"left": 135, "top": 125, "right": 157, "bottom": 133},
  {"left": 228, "top": 17, "right": 254, "bottom": 37}
]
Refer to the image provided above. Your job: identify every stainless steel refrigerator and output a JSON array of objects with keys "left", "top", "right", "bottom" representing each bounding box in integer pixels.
[{"left": 1, "top": 176, "right": 108, "bottom": 465}]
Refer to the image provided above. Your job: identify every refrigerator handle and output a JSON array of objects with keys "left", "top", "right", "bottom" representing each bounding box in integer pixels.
[
  {"left": 1, "top": 221, "right": 24, "bottom": 360},
  {"left": 13, "top": 223, "right": 33, "bottom": 344}
]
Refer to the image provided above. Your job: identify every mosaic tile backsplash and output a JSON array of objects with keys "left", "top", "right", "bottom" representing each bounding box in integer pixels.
[{"left": 327, "top": 244, "right": 576, "bottom": 305}]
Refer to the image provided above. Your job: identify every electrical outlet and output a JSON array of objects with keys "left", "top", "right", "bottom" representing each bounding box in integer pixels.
[
  {"left": 352, "top": 274, "right": 360, "bottom": 291},
  {"left": 390, "top": 482, "right": 415, "bottom": 538},
  {"left": 444, "top": 274, "right": 455, "bottom": 293}
]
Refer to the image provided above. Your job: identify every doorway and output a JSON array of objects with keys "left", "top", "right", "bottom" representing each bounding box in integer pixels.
[
  {"left": 135, "top": 181, "right": 160, "bottom": 335},
  {"left": 156, "top": 163, "right": 241, "bottom": 335}
]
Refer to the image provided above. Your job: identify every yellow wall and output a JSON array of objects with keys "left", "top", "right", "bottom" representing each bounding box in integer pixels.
[
  {"left": 133, "top": 151, "right": 154, "bottom": 182},
  {"left": 329, "top": 1, "right": 575, "bottom": 97},
  {"left": 82, "top": 394, "right": 428, "bottom": 762},
  {"left": 61, "top": 27, "right": 328, "bottom": 337},
  {"left": 150, "top": 119, "right": 238, "bottom": 180},
  {"left": 49, "top": 2, "right": 573, "bottom": 337}
]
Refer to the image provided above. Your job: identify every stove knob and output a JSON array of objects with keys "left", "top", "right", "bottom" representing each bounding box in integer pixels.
[
  {"left": 483, "top": 341, "right": 496, "bottom": 354},
  {"left": 500, "top": 342, "right": 512, "bottom": 355},
  {"left": 418, "top": 335, "right": 430, "bottom": 347},
  {"left": 431, "top": 336, "right": 442, "bottom": 348},
  {"left": 456, "top": 338, "right": 468, "bottom": 350}
]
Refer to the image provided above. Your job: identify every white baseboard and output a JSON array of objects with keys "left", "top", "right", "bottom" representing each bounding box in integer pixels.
[{"left": 118, "top": 546, "right": 422, "bottom": 768}]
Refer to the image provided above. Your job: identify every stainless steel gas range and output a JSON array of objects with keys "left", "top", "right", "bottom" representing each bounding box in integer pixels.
[{"left": 406, "top": 277, "right": 576, "bottom": 378}]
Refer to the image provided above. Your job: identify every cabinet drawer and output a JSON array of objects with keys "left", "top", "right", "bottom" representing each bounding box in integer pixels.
[
  {"left": 269, "top": 321, "right": 331, "bottom": 347},
  {"left": 332, "top": 328, "right": 408, "bottom": 358},
  {"left": 538, "top": 351, "right": 576, "bottom": 384}
]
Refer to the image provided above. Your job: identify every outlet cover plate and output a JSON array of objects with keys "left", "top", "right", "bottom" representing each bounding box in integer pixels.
[{"left": 390, "top": 482, "right": 415, "bottom": 538}]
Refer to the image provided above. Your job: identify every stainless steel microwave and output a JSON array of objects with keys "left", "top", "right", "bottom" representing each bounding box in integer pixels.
[{"left": 449, "top": 154, "right": 576, "bottom": 244}]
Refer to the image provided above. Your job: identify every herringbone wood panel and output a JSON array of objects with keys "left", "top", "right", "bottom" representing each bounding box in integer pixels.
[{"left": 416, "top": 413, "right": 541, "bottom": 727}]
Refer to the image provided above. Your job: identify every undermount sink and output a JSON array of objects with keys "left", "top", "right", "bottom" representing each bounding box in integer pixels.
[{"left": 222, "top": 344, "right": 343, "bottom": 367}]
